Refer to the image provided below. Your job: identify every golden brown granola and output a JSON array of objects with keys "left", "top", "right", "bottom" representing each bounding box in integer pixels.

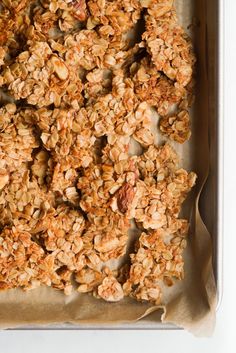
[
  {"left": 0, "top": 0, "right": 196, "bottom": 304},
  {"left": 159, "top": 109, "right": 191, "bottom": 143}
]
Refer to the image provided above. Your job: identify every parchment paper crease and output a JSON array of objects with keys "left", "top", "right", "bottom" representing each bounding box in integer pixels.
[{"left": 0, "top": 0, "right": 217, "bottom": 335}]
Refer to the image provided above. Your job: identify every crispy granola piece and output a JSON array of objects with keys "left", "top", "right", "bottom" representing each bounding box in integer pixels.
[
  {"left": 135, "top": 144, "right": 196, "bottom": 230},
  {"left": 143, "top": 0, "right": 195, "bottom": 87},
  {"left": 159, "top": 110, "right": 191, "bottom": 143},
  {"left": 82, "top": 220, "right": 129, "bottom": 262},
  {"left": 35, "top": 0, "right": 88, "bottom": 33},
  {"left": 123, "top": 223, "right": 189, "bottom": 304},
  {"left": 77, "top": 157, "right": 139, "bottom": 262},
  {"left": 76, "top": 268, "right": 104, "bottom": 293},
  {"left": 0, "top": 225, "right": 78, "bottom": 294},
  {"left": 0, "top": 1, "right": 32, "bottom": 60},
  {"left": 87, "top": 0, "right": 141, "bottom": 36},
  {"left": 34, "top": 205, "right": 85, "bottom": 271},
  {"left": 78, "top": 157, "right": 139, "bottom": 219},
  {"left": 1, "top": 0, "right": 31, "bottom": 12},
  {"left": 0, "top": 227, "right": 45, "bottom": 290},
  {"left": 0, "top": 166, "right": 53, "bottom": 229},
  {"left": 0, "top": 41, "right": 84, "bottom": 107},
  {"left": 0, "top": 105, "right": 40, "bottom": 172},
  {"left": 98, "top": 275, "right": 124, "bottom": 302},
  {"left": 34, "top": 107, "right": 96, "bottom": 200},
  {"left": 132, "top": 58, "right": 186, "bottom": 115},
  {"left": 137, "top": 143, "right": 179, "bottom": 181}
]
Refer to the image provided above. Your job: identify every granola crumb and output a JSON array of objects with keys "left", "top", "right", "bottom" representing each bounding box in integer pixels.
[{"left": 98, "top": 276, "right": 124, "bottom": 302}]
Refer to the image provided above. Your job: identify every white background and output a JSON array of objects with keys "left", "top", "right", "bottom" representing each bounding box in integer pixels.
[{"left": 0, "top": 1, "right": 235, "bottom": 352}]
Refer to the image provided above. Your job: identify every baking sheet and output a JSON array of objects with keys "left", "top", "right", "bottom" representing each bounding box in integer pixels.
[{"left": 0, "top": 0, "right": 217, "bottom": 335}]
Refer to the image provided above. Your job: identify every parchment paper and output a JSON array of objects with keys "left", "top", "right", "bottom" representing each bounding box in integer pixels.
[{"left": 0, "top": 0, "right": 217, "bottom": 335}]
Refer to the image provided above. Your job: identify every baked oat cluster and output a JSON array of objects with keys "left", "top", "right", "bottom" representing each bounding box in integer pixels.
[{"left": 0, "top": 0, "right": 196, "bottom": 305}]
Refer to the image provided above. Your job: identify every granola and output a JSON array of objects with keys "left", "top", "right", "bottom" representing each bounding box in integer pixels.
[{"left": 0, "top": 0, "right": 196, "bottom": 305}]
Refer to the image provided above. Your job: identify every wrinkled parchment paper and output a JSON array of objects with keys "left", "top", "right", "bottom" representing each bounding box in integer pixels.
[{"left": 0, "top": 0, "right": 217, "bottom": 335}]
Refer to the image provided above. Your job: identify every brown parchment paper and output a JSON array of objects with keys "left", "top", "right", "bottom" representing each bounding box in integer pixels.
[{"left": 0, "top": 0, "right": 217, "bottom": 335}]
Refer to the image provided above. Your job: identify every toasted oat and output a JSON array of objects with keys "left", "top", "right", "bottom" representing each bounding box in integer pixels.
[
  {"left": 98, "top": 275, "right": 124, "bottom": 302},
  {"left": 159, "top": 110, "right": 191, "bottom": 143}
]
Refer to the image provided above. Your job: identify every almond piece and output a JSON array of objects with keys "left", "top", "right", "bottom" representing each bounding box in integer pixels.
[
  {"left": 51, "top": 56, "right": 69, "bottom": 80},
  {"left": 116, "top": 183, "right": 135, "bottom": 213}
]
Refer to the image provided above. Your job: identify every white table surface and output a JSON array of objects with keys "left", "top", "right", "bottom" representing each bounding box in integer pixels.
[{"left": 0, "top": 1, "right": 235, "bottom": 352}]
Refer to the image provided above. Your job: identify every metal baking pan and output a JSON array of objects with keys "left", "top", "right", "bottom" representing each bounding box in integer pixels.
[
  {"left": 12, "top": 0, "right": 223, "bottom": 330},
  {"left": 199, "top": 0, "right": 224, "bottom": 312}
]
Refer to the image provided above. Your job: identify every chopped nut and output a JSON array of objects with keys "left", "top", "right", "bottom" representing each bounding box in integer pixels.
[
  {"left": 116, "top": 183, "right": 135, "bottom": 213},
  {"left": 50, "top": 56, "right": 69, "bottom": 81}
]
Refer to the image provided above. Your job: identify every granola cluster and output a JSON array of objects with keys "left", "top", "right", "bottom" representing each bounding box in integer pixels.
[{"left": 0, "top": 0, "right": 196, "bottom": 305}]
